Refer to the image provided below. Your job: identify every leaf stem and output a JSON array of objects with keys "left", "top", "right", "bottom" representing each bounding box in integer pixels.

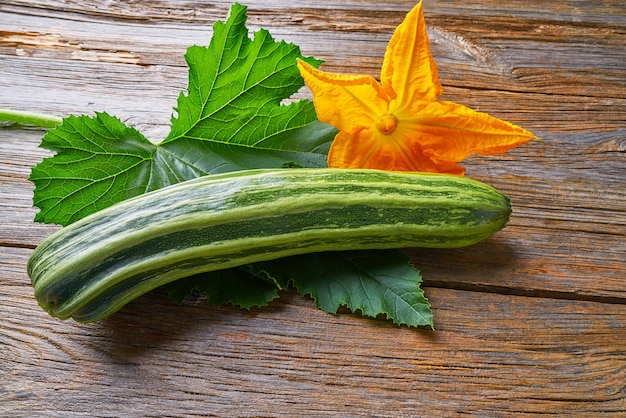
[{"left": 0, "top": 108, "right": 63, "bottom": 129}]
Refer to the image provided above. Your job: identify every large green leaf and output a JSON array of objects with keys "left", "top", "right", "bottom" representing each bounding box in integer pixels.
[
  {"left": 30, "top": 3, "right": 335, "bottom": 226},
  {"left": 248, "top": 250, "right": 433, "bottom": 328},
  {"left": 166, "top": 268, "right": 280, "bottom": 310},
  {"left": 30, "top": 113, "right": 155, "bottom": 225}
]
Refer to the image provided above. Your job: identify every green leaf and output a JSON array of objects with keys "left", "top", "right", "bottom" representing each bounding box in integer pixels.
[
  {"left": 249, "top": 250, "right": 434, "bottom": 328},
  {"left": 30, "top": 112, "right": 157, "bottom": 225},
  {"left": 166, "top": 268, "right": 280, "bottom": 309},
  {"left": 30, "top": 3, "right": 336, "bottom": 226},
  {"left": 160, "top": 2, "right": 333, "bottom": 171},
  {"left": 158, "top": 119, "right": 335, "bottom": 176}
]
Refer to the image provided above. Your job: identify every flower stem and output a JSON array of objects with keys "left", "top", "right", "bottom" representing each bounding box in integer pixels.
[{"left": 0, "top": 108, "right": 63, "bottom": 129}]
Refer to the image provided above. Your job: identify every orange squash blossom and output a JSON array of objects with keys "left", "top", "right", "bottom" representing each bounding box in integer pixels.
[{"left": 298, "top": 1, "right": 535, "bottom": 175}]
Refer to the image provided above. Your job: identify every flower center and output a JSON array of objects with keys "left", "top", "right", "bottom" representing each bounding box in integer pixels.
[{"left": 375, "top": 114, "right": 398, "bottom": 135}]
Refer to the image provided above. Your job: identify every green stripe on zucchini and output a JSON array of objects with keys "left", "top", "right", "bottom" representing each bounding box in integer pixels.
[{"left": 28, "top": 168, "right": 511, "bottom": 322}]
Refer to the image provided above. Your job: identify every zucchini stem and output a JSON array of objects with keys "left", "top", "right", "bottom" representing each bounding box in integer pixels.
[{"left": 0, "top": 108, "right": 63, "bottom": 129}]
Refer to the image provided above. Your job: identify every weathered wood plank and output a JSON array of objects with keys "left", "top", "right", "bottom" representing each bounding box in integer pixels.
[
  {"left": 3, "top": 0, "right": 626, "bottom": 22},
  {"left": 2, "top": 247, "right": 625, "bottom": 416}
]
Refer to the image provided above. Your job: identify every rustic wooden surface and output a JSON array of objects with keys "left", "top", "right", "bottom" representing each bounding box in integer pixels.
[{"left": 1, "top": 0, "right": 625, "bottom": 416}]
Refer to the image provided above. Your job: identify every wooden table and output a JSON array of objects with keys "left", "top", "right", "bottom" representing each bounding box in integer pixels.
[{"left": 1, "top": 1, "right": 624, "bottom": 416}]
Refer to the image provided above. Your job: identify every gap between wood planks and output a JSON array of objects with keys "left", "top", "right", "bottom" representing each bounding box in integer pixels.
[{"left": 421, "top": 279, "right": 626, "bottom": 306}]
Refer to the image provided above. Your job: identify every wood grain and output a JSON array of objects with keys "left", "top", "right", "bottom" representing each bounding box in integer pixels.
[
  {"left": 3, "top": 248, "right": 625, "bottom": 416},
  {"left": 1, "top": 0, "right": 624, "bottom": 415}
]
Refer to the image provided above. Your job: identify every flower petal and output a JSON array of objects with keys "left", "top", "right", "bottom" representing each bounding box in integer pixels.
[
  {"left": 398, "top": 100, "right": 535, "bottom": 164},
  {"left": 380, "top": 1, "right": 442, "bottom": 103},
  {"left": 297, "top": 60, "right": 388, "bottom": 135},
  {"left": 300, "top": 2, "right": 535, "bottom": 176},
  {"left": 327, "top": 127, "right": 457, "bottom": 173}
]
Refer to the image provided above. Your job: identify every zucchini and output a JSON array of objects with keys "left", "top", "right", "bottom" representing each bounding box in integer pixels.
[{"left": 28, "top": 168, "right": 511, "bottom": 322}]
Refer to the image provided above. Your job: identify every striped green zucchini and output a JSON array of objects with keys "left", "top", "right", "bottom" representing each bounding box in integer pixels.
[{"left": 28, "top": 168, "right": 511, "bottom": 322}]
